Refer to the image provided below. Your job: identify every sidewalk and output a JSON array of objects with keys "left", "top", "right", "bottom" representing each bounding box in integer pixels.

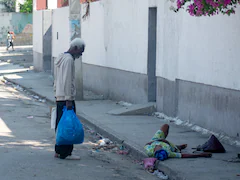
[{"left": 2, "top": 69, "right": 240, "bottom": 180}]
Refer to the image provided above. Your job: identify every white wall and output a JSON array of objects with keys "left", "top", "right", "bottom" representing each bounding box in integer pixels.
[
  {"left": 177, "top": 9, "right": 240, "bottom": 91},
  {"left": 0, "top": 13, "right": 12, "bottom": 26},
  {"left": 0, "top": 4, "right": 6, "bottom": 12},
  {"left": 155, "top": 2, "right": 240, "bottom": 91},
  {"left": 82, "top": 0, "right": 149, "bottom": 74},
  {"left": 51, "top": 0, "right": 240, "bottom": 91},
  {"left": 52, "top": 7, "right": 70, "bottom": 58},
  {"left": 48, "top": 0, "right": 57, "bottom": 10},
  {"left": 33, "top": 10, "right": 43, "bottom": 53}
]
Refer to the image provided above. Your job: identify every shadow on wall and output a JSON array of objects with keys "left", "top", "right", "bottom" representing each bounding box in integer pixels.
[{"left": 0, "top": 13, "right": 33, "bottom": 46}]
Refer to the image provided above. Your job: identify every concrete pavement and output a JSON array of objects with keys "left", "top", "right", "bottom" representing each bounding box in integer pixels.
[
  {"left": 2, "top": 68, "right": 240, "bottom": 180},
  {"left": 0, "top": 78, "right": 157, "bottom": 180},
  {"left": 0, "top": 49, "right": 240, "bottom": 179}
]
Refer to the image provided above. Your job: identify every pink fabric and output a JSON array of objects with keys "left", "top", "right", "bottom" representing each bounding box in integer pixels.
[{"left": 143, "top": 158, "right": 157, "bottom": 169}]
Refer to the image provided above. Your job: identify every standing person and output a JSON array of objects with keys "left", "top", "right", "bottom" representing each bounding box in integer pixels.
[
  {"left": 54, "top": 38, "right": 85, "bottom": 160},
  {"left": 6, "top": 31, "right": 14, "bottom": 51}
]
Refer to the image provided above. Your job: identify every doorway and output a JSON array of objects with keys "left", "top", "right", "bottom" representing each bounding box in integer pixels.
[{"left": 147, "top": 7, "right": 157, "bottom": 102}]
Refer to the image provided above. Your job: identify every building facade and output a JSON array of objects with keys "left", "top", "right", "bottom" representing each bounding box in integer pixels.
[{"left": 33, "top": 0, "right": 240, "bottom": 139}]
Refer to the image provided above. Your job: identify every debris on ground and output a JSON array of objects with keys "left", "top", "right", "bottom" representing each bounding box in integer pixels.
[
  {"left": 224, "top": 158, "right": 240, "bottom": 163},
  {"left": 152, "top": 170, "right": 168, "bottom": 179},
  {"left": 84, "top": 126, "right": 130, "bottom": 155},
  {"left": 13, "top": 85, "right": 24, "bottom": 91},
  {"left": 27, "top": 116, "right": 34, "bottom": 119},
  {"left": 132, "top": 160, "right": 143, "bottom": 165},
  {"left": 117, "top": 150, "right": 129, "bottom": 155},
  {"left": 97, "top": 138, "right": 111, "bottom": 146},
  {"left": 2, "top": 80, "right": 47, "bottom": 104},
  {"left": 3, "top": 80, "right": 12, "bottom": 85},
  {"left": 116, "top": 101, "right": 132, "bottom": 107},
  {"left": 33, "top": 95, "right": 39, "bottom": 99},
  {"left": 38, "top": 99, "right": 46, "bottom": 103}
]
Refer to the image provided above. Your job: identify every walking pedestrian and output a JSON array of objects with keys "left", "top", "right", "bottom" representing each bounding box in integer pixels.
[
  {"left": 54, "top": 38, "right": 85, "bottom": 160},
  {"left": 6, "top": 31, "right": 15, "bottom": 51}
]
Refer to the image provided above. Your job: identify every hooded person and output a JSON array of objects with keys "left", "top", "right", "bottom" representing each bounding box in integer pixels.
[{"left": 54, "top": 38, "right": 85, "bottom": 160}]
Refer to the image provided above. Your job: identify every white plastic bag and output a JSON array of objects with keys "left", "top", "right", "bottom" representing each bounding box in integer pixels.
[{"left": 51, "top": 107, "right": 56, "bottom": 129}]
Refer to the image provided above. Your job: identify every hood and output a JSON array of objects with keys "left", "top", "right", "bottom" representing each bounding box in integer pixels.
[{"left": 55, "top": 53, "right": 72, "bottom": 67}]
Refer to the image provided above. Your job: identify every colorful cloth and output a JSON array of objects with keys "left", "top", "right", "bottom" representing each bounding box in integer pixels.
[{"left": 144, "top": 130, "right": 182, "bottom": 158}]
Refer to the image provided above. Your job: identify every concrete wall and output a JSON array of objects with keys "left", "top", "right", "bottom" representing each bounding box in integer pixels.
[
  {"left": 80, "top": 1, "right": 240, "bottom": 138},
  {"left": 52, "top": 6, "right": 70, "bottom": 75},
  {"left": 52, "top": 7, "right": 70, "bottom": 58},
  {"left": 82, "top": 0, "right": 148, "bottom": 74},
  {"left": 0, "top": 13, "right": 32, "bottom": 46},
  {"left": 81, "top": 0, "right": 149, "bottom": 102},
  {"left": 33, "top": 10, "right": 43, "bottom": 70},
  {"left": 0, "top": 4, "right": 6, "bottom": 12},
  {"left": 48, "top": 0, "right": 240, "bottom": 138},
  {"left": 33, "top": 9, "right": 52, "bottom": 72},
  {"left": 154, "top": 1, "right": 240, "bottom": 138}
]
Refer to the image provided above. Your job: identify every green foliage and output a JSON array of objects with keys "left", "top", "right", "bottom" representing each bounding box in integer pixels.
[
  {"left": 0, "top": 0, "right": 16, "bottom": 12},
  {"left": 20, "top": 0, "right": 32, "bottom": 13}
]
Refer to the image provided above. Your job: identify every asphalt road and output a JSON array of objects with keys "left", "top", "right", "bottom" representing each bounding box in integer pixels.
[{"left": 0, "top": 79, "right": 158, "bottom": 180}]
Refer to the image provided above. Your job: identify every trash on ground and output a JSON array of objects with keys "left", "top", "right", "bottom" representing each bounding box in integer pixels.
[
  {"left": 225, "top": 158, "right": 240, "bottom": 163},
  {"left": 27, "top": 116, "right": 34, "bottom": 119},
  {"left": 39, "top": 99, "right": 46, "bottom": 103},
  {"left": 117, "top": 150, "right": 129, "bottom": 155},
  {"left": 152, "top": 170, "right": 168, "bottom": 180},
  {"left": 116, "top": 101, "right": 132, "bottom": 107},
  {"left": 97, "top": 138, "right": 111, "bottom": 146},
  {"left": 4, "top": 80, "right": 12, "bottom": 85},
  {"left": 14, "top": 85, "right": 23, "bottom": 91},
  {"left": 84, "top": 125, "right": 129, "bottom": 155},
  {"left": 33, "top": 95, "right": 39, "bottom": 99}
]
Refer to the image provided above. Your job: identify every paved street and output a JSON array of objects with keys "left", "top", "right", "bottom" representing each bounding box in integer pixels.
[
  {"left": 0, "top": 50, "right": 157, "bottom": 180},
  {"left": 1, "top": 46, "right": 240, "bottom": 180}
]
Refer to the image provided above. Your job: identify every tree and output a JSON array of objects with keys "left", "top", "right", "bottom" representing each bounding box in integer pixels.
[
  {"left": 20, "top": 0, "right": 32, "bottom": 13},
  {"left": 170, "top": 0, "right": 240, "bottom": 16},
  {"left": 0, "top": 0, "right": 16, "bottom": 12}
]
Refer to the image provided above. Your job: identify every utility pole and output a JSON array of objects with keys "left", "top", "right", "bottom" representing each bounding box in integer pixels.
[{"left": 69, "top": 0, "right": 83, "bottom": 100}]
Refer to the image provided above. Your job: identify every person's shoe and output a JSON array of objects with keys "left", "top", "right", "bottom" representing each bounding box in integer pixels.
[{"left": 65, "top": 155, "right": 80, "bottom": 160}]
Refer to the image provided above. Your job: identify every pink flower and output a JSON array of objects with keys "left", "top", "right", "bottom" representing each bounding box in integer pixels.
[{"left": 174, "top": 0, "right": 239, "bottom": 16}]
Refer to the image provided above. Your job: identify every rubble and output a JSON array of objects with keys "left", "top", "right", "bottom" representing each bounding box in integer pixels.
[
  {"left": 85, "top": 126, "right": 129, "bottom": 155},
  {"left": 116, "top": 101, "right": 132, "bottom": 107}
]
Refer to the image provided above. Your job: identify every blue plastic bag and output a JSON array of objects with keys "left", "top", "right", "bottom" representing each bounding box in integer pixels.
[
  {"left": 56, "top": 107, "right": 84, "bottom": 145},
  {"left": 154, "top": 150, "right": 168, "bottom": 161}
]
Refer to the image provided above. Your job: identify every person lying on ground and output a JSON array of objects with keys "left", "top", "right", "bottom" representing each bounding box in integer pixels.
[{"left": 144, "top": 124, "right": 212, "bottom": 160}]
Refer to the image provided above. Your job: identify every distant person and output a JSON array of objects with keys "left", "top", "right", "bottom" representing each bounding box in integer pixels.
[
  {"left": 7, "top": 31, "right": 14, "bottom": 51},
  {"left": 53, "top": 38, "right": 85, "bottom": 160}
]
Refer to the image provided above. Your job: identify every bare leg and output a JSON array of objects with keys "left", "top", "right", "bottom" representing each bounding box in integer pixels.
[
  {"left": 160, "top": 124, "right": 169, "bottom": 138},
  {"left": 182, "top": 153, "right": 212, "bottom": 158}
]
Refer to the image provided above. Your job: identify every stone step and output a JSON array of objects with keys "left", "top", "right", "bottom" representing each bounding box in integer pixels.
[{"left": 107, "top": 102, "right": 156, "bottom": 116}]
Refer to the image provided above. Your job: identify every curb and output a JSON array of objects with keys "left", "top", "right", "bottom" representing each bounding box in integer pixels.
[{"left": 3, "top": 75, "right": 186, "bottom": 180}]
